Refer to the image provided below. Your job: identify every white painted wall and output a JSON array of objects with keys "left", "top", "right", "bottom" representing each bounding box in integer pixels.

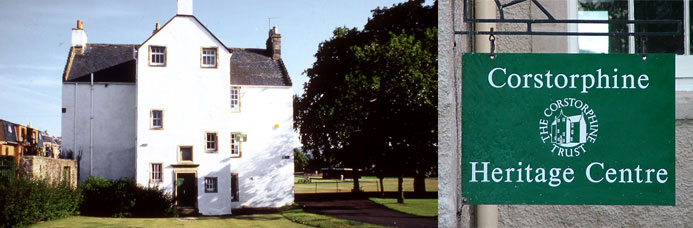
[
  {"left": 136, "top": 16, "right": 232, "bottom": 215},
  {"left": 229, "top": 86, "right": 294, "bottom": 208},
  {"left": 61, "top": 83, "right": 136, "bottom": 182}
]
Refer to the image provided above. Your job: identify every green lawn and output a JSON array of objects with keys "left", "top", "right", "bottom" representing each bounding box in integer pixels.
[
  {"left": 30, "top": 177, "right": 437, "bottom": 228},
  {"left": 294, "top": 176, "right": 438, "bottom": 194},
  {"left": 368, "top": 197, "right": 438, "bottom": 217},
  {"left": 30, "top": 207, "right": 396, "bottom": 228},
  {"left": 281, "top": 206, "right": 390, "bottom": 228},
  {"left": 30, "top": 214, "right": 311, "bottom": 228}
]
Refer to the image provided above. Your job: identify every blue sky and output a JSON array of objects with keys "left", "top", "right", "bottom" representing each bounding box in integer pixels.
[{"left": 0, "top": 0, "right": 432, "bottom": 136}]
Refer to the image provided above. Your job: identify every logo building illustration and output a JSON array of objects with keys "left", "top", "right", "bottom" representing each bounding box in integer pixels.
[{"left": 551, "top": 110, "right": 587, "bottom": 147}]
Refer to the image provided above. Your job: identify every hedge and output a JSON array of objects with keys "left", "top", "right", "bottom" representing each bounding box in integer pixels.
[
  {"left": 0, "top": 176, "right": 177, "bottom": 228},
  {"left": 79, "top": 176, "right": 177, "bottom": 218},
  {"left": 0, "top": 178, "right": 80, "bottom": 228}
]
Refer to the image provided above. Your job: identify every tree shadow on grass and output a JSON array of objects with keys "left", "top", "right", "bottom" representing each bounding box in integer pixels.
[{"left": 192, "top": 214, "right": 282, "bottom": 221}]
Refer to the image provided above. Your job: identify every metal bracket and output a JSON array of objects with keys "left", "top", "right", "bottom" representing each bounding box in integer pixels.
[
  {"left": 489, "top": 28, "right": 496, "bottom": 59},
  {"left": 456, "top": 0, "right": 682, "bottom": 37}
]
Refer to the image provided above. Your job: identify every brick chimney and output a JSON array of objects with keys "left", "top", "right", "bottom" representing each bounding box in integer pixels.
[
  {"left": 266, "top": 26, "right": 281, "bottom": 60},
  {"left": 153, "top": 22, "right": 160, "bottom": 34},
  {"left": 71, "top": 20, "right": 87, "bottom": 54},
  {"left": 177, "top": 0, "right": 193, "bottom": 15}
]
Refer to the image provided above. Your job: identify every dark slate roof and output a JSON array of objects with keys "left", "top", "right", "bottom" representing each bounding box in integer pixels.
[
  {"left": 0, "top": 120, "right": 18, "bottom": 143},
  {"left": 64, "top": 44, "right": 137, "bottom": 83},
  {"left": 41, "top": 133, "right": 56, "bottom": 144},
  {"left": 230, "top": 48, "right": 292, "bottom": 86}
]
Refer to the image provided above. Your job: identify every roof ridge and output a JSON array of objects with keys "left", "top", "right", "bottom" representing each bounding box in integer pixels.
[
  {"left": 85, "top": 43, "right": 138, "bottom": 46},
  {"left": 277, "top": 58, "right": 292, "bottom": 86}
]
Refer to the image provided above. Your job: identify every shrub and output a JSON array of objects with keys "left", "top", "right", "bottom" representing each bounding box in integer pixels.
[
  {"left": 79, "top": 176, "right": 176, "bottom": 217},
  {"left": 131, "top": 185, "right": 178, "bottom": 217},
  {"left": 0, "top": 178, "right": 80, "bottom": 228}
]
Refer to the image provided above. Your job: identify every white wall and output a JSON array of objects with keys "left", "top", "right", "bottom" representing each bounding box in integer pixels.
[
  {"left": 136, "top": 16, "right": 232, "bottom": 215},
  {"left": 61, "top": 83, "right": 136, "bottom": 182},
  {"left": 229, "top": 86, "right": 294, "bottom": 208}
]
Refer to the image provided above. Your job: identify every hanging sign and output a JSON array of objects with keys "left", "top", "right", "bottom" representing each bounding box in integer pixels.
[{"left": 461, "top": 53, "right": 675, "bottom": 205}]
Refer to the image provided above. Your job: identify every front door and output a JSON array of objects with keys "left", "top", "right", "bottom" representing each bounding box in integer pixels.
[{"left": 176, "top": 173, "right": 197, "bottom": 208}]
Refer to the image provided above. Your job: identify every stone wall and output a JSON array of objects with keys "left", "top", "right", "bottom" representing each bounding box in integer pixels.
[{"left": 19, "top": 155, "right": 78, "bottom": 188}]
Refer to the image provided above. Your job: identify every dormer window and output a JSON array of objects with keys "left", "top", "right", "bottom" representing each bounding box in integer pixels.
[
  {"left": 150, "top": 46, "right": 166, "bottom": 66},
  {"left": 201, "top": 47, "right": 217, "bottom": 68}
]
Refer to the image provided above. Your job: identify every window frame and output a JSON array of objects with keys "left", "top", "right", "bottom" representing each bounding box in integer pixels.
[
  {"left": 149, "top": 45, "right": 167, "bottom": 66},
  {"left": 230, "top": 132, "right": 242, "bottom": 158},
  {"left": 231, "top": 173, "right": 239, "bottom": 202},
  {"left": 570, "top": 0, "right": 693, "bottom": 91},
  {"left": 150, "top": 109, "right": 164, "bottom": 130},
  {"left": 571, "top": 0, "right": 691, "bottom": 55},
  {"left": 178, "top": 146, "right": 194, "bottom": 163},
  {"left": 201, "top": 47, "right": 218, "bottom": 68},
  {"left": 230, "top": 86, "right": 241, "bottom": 113},
  {"left": 205, "top": 132, "right": 218, "bottom": 152},
  {"left": 150, "top": 163, "right": 163, "bottom": 183},
  {"left": 204, "top": 177, "right": 218, "bottom": 193},
  {"left": 62, "top": 166, "right": 70, "bottom": 184}
]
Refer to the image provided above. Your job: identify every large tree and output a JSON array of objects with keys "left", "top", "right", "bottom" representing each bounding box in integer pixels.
[
  {"left": 294, "top": 0, "right": 437, "bottom": 201},
  {"left": 294, "top": 148, "right": 309, "bottom": 172}
]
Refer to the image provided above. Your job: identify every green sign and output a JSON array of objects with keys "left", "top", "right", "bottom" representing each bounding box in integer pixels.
[{"left": 462, "top": 53, "right": 675, "bottom": 205}]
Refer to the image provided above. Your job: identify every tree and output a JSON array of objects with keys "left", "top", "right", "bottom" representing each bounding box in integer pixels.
[
  {"left": 295, "top": 0, "right": 437, "bottom": 202},
  {"left": 350, "top": 29, "right": 437, "bottom": 202},
  {"left": 294, "top": 148, "right": 309, "bottom": 172}
]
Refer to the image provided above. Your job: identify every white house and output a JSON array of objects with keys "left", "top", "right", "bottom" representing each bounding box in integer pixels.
[{"left": 61, "top": 0, "right": 294, "bottom": 215}]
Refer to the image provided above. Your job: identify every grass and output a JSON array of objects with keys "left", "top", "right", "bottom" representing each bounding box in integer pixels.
[
  {"left": 31, "top": 207, "right": 393, "bottom": 228},
  {"left": 30, "top": 214, "right": 311, "bottom": 228},
  {"left": 31, "top": 177, "right": 437, "bottom": 228},
  {"left": 368, "top": 197, "right": 438, "bottom": 217},
  {"left": 281, "top": 205, "right": 390, "bottom": 228},
  {"left": 294, "top": 176, "right": 438, "bottom": 194}
]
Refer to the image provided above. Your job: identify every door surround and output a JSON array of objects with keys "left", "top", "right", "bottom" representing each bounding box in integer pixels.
[{"left": 173, "top": 166, "right": 198, "bottom": 208}]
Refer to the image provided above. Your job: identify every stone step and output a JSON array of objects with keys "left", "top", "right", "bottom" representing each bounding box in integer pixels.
[{"left": 178, "top": 208, "right": 198, "bottom": 216}]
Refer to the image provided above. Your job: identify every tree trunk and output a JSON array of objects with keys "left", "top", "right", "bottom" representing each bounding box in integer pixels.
[
  {"left": 379, "top": 176, "right": 385, "bottom": 196},
  {"left": 397, "top": 174, "right": 405, "bottom": 203},
  {"left": 352, "top": 168, "right": 361, "bottom": 193},
  {"left": 414, "top": 175, "right": 426, "bottom": 193}
]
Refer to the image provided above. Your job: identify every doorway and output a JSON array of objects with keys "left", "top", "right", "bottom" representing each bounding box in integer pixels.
[{"left": 176, "top": 173, "right": 197, "bottom": 208}]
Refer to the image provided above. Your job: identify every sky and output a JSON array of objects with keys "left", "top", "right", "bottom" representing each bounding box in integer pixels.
[{"left": 0, "top": 0, "right": 433, "bottom": 137}]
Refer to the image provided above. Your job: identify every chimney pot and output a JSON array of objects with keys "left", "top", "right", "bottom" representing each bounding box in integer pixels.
[
  {"left": 153, "top": 23, "right": 160, "bottom": 34},
  {"left": 77, "top": 20, "right": 83, "bottom": 29}
]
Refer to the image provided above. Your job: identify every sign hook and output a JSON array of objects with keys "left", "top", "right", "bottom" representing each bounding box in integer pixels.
[{"left": 489, "top": 27, "right": 496, "bottom": 59}]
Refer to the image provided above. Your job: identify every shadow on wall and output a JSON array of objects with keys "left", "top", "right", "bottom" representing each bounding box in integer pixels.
[
  {"left": 237, "top": 129, "right": 294, "bottom": 207},
  {"left": 82, "top": 146, "right": 136, "bottom": 181},
  {"left": 197, "top": 163, "right": 232, "bottom": 214}
]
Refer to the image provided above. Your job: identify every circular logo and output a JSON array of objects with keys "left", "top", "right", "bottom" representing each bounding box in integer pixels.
[{"left": 539, "top": 98, "right": 599, "bottom": 157}]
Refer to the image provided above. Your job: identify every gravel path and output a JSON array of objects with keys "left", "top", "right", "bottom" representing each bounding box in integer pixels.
[{"left": 297, "top": 198, "right": 436, "bottom": 228}]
